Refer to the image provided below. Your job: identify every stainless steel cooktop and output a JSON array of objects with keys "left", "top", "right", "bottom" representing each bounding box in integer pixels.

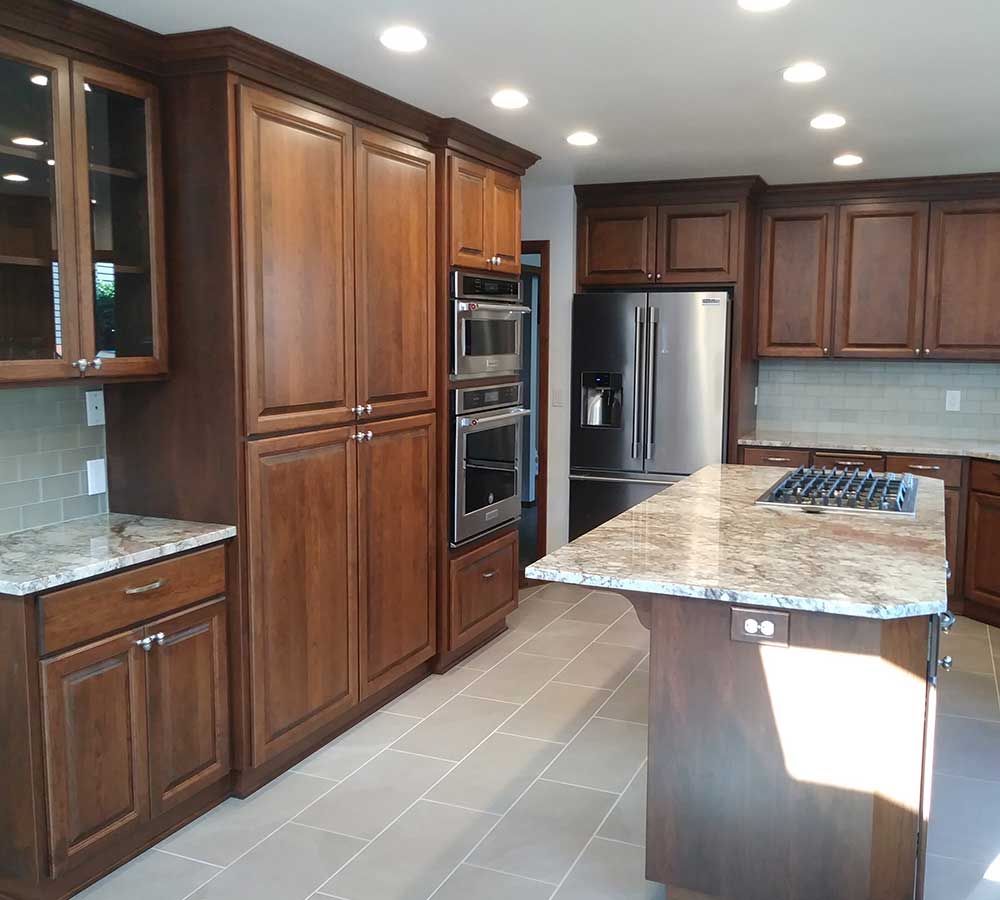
[{"left": 755, "top": 466, "right": 919, "bottom": 517}]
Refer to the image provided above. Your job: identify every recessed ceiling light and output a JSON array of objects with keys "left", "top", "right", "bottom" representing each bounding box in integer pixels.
[
  {"left": 833, "top": 153, "right": 863, "bottom": 167},
  {"left": 12, "top": 136, "right": 44, "bottom": 147},
  {"left": 810, "top": 112, "right": 846, "bottom": 130},
  {"left": 3, "top": 173, "right": 29, "bottom": 182},
  {"left": 782, "top": 61, "right": 826, "bottom": 83},
  {"left": 491, "top": 89, "right": 529, "bottom": 110},
  {"left": 567, "top": 131, "right": 598, "bottom": 147},
  {"left": 379, "top": 25, "right": 427, "bottom": 53},
  {"left": 30, "top": 74, "right": 48, "bottom": 86},
  {"left": 738, "top": 0, "right": 791, "bottom": 10}
]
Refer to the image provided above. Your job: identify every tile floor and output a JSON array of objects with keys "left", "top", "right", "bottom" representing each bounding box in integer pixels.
[{"left": 76, "top": 586, "right": 1000, "bottom": 900}]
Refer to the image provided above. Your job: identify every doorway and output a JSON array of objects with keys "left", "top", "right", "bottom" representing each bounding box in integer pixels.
[{"left": 518, "top": 240, "right": 549, "bottom": 584}]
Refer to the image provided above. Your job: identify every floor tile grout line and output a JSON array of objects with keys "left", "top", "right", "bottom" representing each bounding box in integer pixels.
[
  {"left": 153, "top": 847, "right": 226, "bottom": 869},
  {"left": 421, "top": 797, "right": 504, "bottom": 817},
  {"left": 936, "top": 711, "right": 1000, "bottom": 725},
  {"left": 591, "top": 834, "right": 646, "bottom": 851},
  {"left": 287, "top": 820, "right": 374, "bottom": 843},
  {"left": 988, "top": 626, "right": 1000, "bottom": 713},
  {"left": 387, "top": 747, "right": 463, "bottom": 764},
  {"left": 537, "top": 776, "right": 624, "bottom": 797},
  {"left": 592, "top": 713, "right": 649, "bottom": 727},
  {"left": 494, "top": 730, "right": 567, "bottom": 745},
  {"left": 461, "top": 859, "right": 560, "bottom": 887}
]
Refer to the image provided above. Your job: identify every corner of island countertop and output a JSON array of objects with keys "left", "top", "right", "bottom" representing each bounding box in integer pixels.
[{"left": 0, "top": 513, "right": 237, "bottom": 597}]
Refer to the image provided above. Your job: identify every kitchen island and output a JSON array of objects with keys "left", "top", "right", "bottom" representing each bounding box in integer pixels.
[{"left": 526, "top": 464, "right": 949, "bottom": 900}]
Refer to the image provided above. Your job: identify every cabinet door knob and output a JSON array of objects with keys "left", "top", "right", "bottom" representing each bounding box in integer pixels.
[
  {"left": 75, "top": 358, "right": 103, "bottom": 373},
  {"left": 74, "top": 358, "right": 89, "bottom": 373},
  {"left": 154, "top": 632, "right": 167, "bottom": 646},
  {"left": 647, "top": 273, "right": 653, "bottom": 280},
  {"left": 823, "top": 347, "right": 829, "bottom": 355},
  {"left": 353, "top": 432, "right": 366, "bottom": 442},
  {"left": 136, "top": 636, "right": 154, "bottom": 652},
  {"left": 914, "top": 348, "right": 921, "bottom": 356},
  {"left": 365, "top": 403, "right": 373, "bottom": 414},
  {"left": 941, "top": 611, "right": 956, "bottom": 632},
  {"left": 939, "top": 655, "right": 953, "bottom": 672},
  {"left": 364, "top": 430, "right": 374, "bottom": 441},
  {"left": 656, "top": 273, "right": 661, "bottom": 280},
  {"left": 924, "top": 348, "right": 931, "bottom": 355}
]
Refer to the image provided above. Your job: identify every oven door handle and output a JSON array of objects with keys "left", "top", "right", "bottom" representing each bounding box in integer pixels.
[
  {"left": 456, "top": 302, "right": 531, "bottom": 314},
  {"left": 458, "top": 407, "right": 530, "bottom": 428}
]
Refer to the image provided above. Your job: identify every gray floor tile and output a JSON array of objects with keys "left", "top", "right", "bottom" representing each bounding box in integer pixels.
[
  {"left": 544, "top": 717, "right": 648, "bottom": 794},
  {"left": 599, "top": 765, "right": 647, "bottom": 847},
  {"left": 553, "top": 837, "right": 664, "bottom": 900},
  {"left": 393, "top": 695, "right": 519, "bottom": 761},
  {"left": 519, "top": 586, "right": 545, "bottom": 603},
  {"left": 432, "top": 863, "right": 553, "bottom": 900},
  {"left": 598, "top": 670, "right": 649, "bottom": 725},
  {"left": 384, "top": 668, "right": 484, "bottom": 717},
  {"left": 428, "top": 732, "right": 562, "bottom": 814},
  {"left": 929, "top": 774, "right": 1000, "bottom": 863},
  {"left": 521, "top": 618, "right": 607, "bottom": 660},
  {"left": 923, "top": 853, "right": 1000, "bottom": 900},
  {"left": 296, "top": 749, "right": 453, "bottom": 839},
  {"left": 563, "top": 591, "right": 633, "bottom": 625},
  {"left": 935, "top": 715, "right": 1000, "bottom": 782},
  {"left": 534, "top": 582, "right": 593, "bottom": 605},
  {"left": 187, "top": 823, "right": 364, "bottom": 900},
  {"left": 159, "top": 772, "right": 334, "bottom": 866},
  {"left": 950, "top": 617, "right": 989, "bottom": 639},
  {"left": 469, "top": 779, "right": 615, "bottom": 885},
  {"left": 555, "top": 643, "right": 646, "bottom": 692},
  {"left": 459, "top": 628, "right": 535, "bottom": 671},
  {"left": 941, "top": 633, "right": 996, "bottom": 676},
  {"left": 938, "top": 671, "right": 1000, "bottom": 721},
  {"left": 638, "top": 655, "right": 649, "bottom": 673},
  {"left": 294, "top": 713, "right": 419, "bottom": 781},
  {"left": 595, "top": 611, "right": 650, "bottom": 650},
  {"left": 321, "top": 800, "right": 495, "bottom": 900},
  {"left": 463, "top": 653, "right": 567, "bottom": 704},
  {"left": 502, "top": 682, "right": 611, "bottom": 743},
  {"left": 507, "top": 599, "right": 576, "bottom": 633},
  {"left": 76, "top": 849, "right": 219, "bottom": 900}
]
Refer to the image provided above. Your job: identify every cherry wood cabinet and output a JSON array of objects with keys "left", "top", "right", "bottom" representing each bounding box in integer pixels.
[
  {"left": 448, "top": 529, "right": 518, "bottom": 651},
  {"left": 357, "top": 414, "right": 436, "bottom": 698},
  {"left": 924, "top": 198, "right": 1000, "bottom": 360},
  {"left": 965, "top": 461, "right": 1000, "bottom": 612},
  {"left": 354, "top": 128, "right": 435, "bottom": 420},
  {"left": 578, "top": 205, "right": 657, "bottom": 285},
  {"left": 740, "top": 446, "right": 812, "bottom": 468},
  {"left": 448, "top": 155, "right": 522, "bottom": 274},
  {"left": 834, "top": 202, "right": 929, "bottom": 358},
  {"left": 757, "top": 206, "right": 836, "bottom": 357},
  {"left": 656, "top": 202, "right": 738, "bottom": 283},
  {"left": 944, "top": 488, "right": 961, "bottom": 600},
  {"left": 239, "top": 85, "right": 356, "bottom": 434},
  {"left": 489, "top": 168, "right": 522, "bottom": 274},
  {"left": 246, "top": 426, "right": 359, "bottom": 765}
]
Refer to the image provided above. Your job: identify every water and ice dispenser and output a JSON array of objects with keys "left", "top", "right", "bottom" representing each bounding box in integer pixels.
[{"left": 580, "top": 372, "right": 623, "bottom": 428}]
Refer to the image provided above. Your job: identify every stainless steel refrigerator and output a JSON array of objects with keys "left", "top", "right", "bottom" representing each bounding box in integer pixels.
[{"left": 569, "top": 290, "right": 731, "bottom": 539}]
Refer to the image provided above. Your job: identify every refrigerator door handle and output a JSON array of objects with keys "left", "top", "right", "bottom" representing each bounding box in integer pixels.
[
  {"left": 631, "top": 306, "right": 646, "bottom": 459},
  {"left": 644, "top": 307, "right": 658, "bottom": 461}
]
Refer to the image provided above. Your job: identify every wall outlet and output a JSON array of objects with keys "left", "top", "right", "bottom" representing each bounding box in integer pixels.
[
  {"left": 85, "top": 389, "right": 105, "bottom": 426},
  {"left": 86, "top": 458, "right": 107, "bottom": 495},
  {"left": 945, "top": 390, "right": 961, "bottom": 412}
]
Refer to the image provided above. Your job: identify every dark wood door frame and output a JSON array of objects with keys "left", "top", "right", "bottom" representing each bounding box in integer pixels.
[{"left": 520, "top": 239, "right": 550, "bottom": 585}]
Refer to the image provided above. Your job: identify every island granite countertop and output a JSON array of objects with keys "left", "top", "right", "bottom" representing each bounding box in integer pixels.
[
  {"left": 739, "top": 428, "right": 1000, "bottom": 463},
  {"left": 0, "top": 513, "right": 236, "bottom": 596},
  {"left": 526, "top": 464, "right": 949, "bottom": 620}
]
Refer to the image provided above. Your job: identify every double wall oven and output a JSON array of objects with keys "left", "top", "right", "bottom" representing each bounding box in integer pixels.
[{"left": 451, "top": 270, "right": 529, "bottom": 379}]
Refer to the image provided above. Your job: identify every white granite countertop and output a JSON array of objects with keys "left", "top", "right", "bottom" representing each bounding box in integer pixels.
[
  {"left": 739, "top": 428, "right": 1000, "bottom": 463},
  {"left": 0, "top": 514, "right": 236, "bottom": 596},
  {"left": 526, "top": 464, "right": 949, "bottom": 620}
]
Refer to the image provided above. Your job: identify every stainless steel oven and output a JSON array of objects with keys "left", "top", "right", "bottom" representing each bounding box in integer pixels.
[
  {"left": 452, "top": 382, "right": 529, "bottom": 546},
  {"left": 451, "top": 270, "right": 528, "bottom": 379}
]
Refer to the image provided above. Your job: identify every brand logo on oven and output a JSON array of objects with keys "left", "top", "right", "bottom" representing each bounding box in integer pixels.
[{"left": 468, "top": 302, "right": 478, "bottom": 310}]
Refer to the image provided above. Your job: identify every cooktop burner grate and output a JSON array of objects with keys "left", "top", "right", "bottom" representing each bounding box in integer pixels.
[{"left": 755, "top": 465, "right": 919, "bottom": 516}]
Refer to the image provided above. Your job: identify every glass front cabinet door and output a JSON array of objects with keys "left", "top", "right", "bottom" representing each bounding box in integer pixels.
[{"left": 0, "top": 36, "right": 166, "bottom": 384}]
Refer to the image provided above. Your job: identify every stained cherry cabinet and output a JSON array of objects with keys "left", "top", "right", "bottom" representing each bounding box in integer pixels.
[
  {"left": 965, "top": 462, "right": 1000, "bottom": 612},
  {"left": 448, "top": 529, "right": 518, "bottom": 651},
  {"left": 448, "top": 154, "right": 522, "bottom": 274},
  {"left": 578, "top": 205, "right": 657, "bottom": 285},
  {"left": 656, "top": 202, "right": 738, "bottom": 283},
  {"left": 757, "top": 206, "right": 836, "bottom": 357},
  {"left": 489, "top": 168, "right": 522, "bottom": 274}
]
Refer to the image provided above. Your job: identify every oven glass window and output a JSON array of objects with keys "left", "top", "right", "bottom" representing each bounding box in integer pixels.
[
  {"left": 464, "top": 423, "right": 517, "bottom": 514},
  {"left": 464, "top": 319, "right": 517, "bottom": 358}
]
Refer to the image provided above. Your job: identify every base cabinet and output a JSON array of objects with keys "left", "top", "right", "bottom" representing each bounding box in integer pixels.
[
  {"left": 448, "top": 530, "right": 518, "bottom": 652},
  {"left": 965, "top": 487, "right": 1000, "bottom": 610}
]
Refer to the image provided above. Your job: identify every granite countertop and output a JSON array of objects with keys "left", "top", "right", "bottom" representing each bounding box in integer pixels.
[
  {"left": 0, "top": 514, "right": 237, "bottom": 596},
  {"left": 526, "top": 464, "right": 948, "bottom": 620},
  {"left": 739, "top": 428, "right": 1000, "bottom": 463}
]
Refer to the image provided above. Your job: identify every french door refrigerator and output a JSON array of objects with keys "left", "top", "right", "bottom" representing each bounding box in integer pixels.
[{"left": 569, "top": 290, "right": 731, "bottom": 540}]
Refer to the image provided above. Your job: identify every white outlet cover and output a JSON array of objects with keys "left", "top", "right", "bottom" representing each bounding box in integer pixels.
[
  {"left": 945, "top": 390, "right": 961, "bottom": 412},
  {"left": 86, "top": 458, "right": 107, "bottom": 495},
  {"left": 85, "top": 389, "right": 105, "bottom": 426},
  {"left": 552, "top": 386, "right": 566, "bottom": 408}
]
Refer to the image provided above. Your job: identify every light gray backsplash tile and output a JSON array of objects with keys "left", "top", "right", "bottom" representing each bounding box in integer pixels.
[
  {"left": 0, "top": 385, "right": 107, "bottom": 536},
  {"left": 756, "top": 360, "right": 1000, "bottom": 440}
]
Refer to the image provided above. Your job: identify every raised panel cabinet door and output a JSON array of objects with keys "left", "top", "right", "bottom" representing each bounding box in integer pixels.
[
  {"left": 964, "top": 491, "right": 1000, "bottom": 609},
  {"left": 449, "top": 155, "right": 491, "bottom": 270},
  {"left": 239, "top": 85, "right": 356, "bottom": 435},
  {"left": 0, "top": 35, "right": 82, "bottom": 383},
  {"left": 357, "top": 413, "right": 436, "bottom": 698},
  {"left": 924, "top": 199, "right": 1000, "bottom": 360},
  {"left": 40, "top": 629, "right": 149, "bottom": 877},
  {"left": 146, "top": 598, "right": 230, "bottom": 817},
  {"left": 355, "top": 128, "right": 435, "bottom": 420},
  {"left": 945, "top": 487, "right": 960, "bottom": 600},
  {"left": 247, "top": 427, "right": 359, "bottom": 764},
  {"left": 656, "top": 203, "right": 739, "bottom": 284},
  {"left": 757, "top": 206, "right": 836, "bottom": 357},
  {"left": 578, "top": 206, "right": 656, "bottom": 285},
  {"left": 489, "top": 169, "right": 522, "bottom": 274},
  {"left": 448, "top": 529, "right": 518, "bottom": 651},
  {"left": 833, "top": 202, "right": 929, "bottom": 358}
]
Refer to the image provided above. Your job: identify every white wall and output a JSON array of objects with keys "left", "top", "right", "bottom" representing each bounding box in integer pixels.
[{"left": 522, "top": 183, "right": 576, "bottom": 552}]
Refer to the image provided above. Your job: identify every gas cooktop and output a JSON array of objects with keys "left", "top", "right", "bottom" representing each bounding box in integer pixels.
[{"left": 755, "top": 466, "right": 919, "bottom": 517}]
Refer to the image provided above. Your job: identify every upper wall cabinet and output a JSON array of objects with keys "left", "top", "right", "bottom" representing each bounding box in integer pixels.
[
  {"left": 578, "top": 206, "right": 656, "bottom": 285},
  {"left": 924, "top": 198, "right": 1000, "bottom": 360},
  {"left": 448, "top": 155, "right": 521, "bottom": 274},
  {"left": 757, "top": 206, "right": 836, "bottom": 358},
  {"left": 0, "top": 36, "right": 166, "bottom": 384}
]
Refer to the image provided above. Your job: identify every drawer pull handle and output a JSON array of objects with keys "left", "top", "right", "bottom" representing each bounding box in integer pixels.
[
  {"left": 907, "top": 464, "right": 941, "bottom": 471},
  {"left": 834, "top": 461, "right": 868, "bottom": 467},
  {"left": 125, "top": 578, "right": 168, "bottom": 595},
  {"left": 765, "top": 457, "right": 792, "bottom": 463},
  {"left": 154, "top": 631, "right": 167, "bottom": 646},
  {"left": 482, "top": 570, "right": 497, "bottom": 580}
]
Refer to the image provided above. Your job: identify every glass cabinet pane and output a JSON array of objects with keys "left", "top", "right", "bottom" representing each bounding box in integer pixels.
[
  {"left": 83, "top": 80, "right": 154, "bottom": 359},
  {"left": 0, "top": 54, "right": 63, "bottom": 361}
]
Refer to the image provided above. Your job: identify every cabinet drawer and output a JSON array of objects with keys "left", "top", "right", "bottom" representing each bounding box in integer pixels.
[
  {"left": 814, "top": 451, "right": 886, "bottom": 472},
  {"left": 970, "top": 459, "right": 1000, "bottom": 497},
  {"left": 741, "top": 447, "right": 811, "bottom": 469},
  {"left": 886, "top": 455, "right": 963, "bottom": 489},
  {"left": 40, "top": 545, "right": 227, "bottom": 655},
  {"left": 449, "top": 530, "right": 517, "bottom": 650}
]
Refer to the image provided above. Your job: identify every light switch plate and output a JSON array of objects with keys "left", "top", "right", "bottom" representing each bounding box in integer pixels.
[
  {"left": 552, "top": 386, "right": 566, "bottom": 408},
  {"left": 85, "top": 389, "right": 105, "bottom": 426},
  {"left": 945, "top": 390, "right": 961, "bottom": 412},
  {"left": 86, "top": 458, "right": 107, "bottom": 495}
]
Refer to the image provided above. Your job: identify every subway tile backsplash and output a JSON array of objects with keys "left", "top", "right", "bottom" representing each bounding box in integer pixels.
[
  {"left": 756, "top": 360, "right": 1000, "bottom": 440},
  {"left": 0, "top": 385, "right": 107, "bottom": 536}
]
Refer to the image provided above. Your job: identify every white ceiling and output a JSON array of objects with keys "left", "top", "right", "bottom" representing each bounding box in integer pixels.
[{"left": 82, "top": 0, "right": 1000, "bottom": 186}]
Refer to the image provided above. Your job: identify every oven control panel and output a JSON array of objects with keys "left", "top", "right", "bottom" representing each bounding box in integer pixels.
[{"left": 454, "top": 383, "right": 523, "bottom": 415}]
